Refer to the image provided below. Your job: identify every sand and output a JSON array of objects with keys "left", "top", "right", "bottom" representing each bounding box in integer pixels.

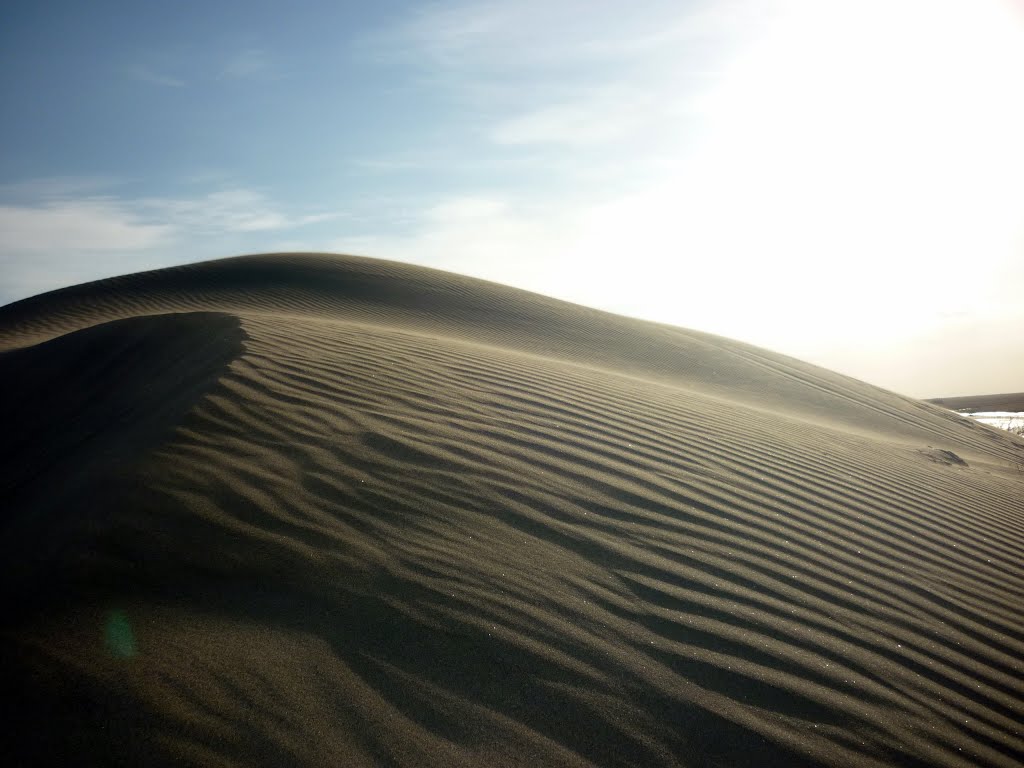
[{"left": 1, "top": 253, "right": 1022, "bottom": 767}]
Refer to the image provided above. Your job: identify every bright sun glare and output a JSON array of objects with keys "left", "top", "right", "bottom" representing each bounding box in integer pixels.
[{"left": 552, "top": 0, "right": 1024, "bottom": 359}]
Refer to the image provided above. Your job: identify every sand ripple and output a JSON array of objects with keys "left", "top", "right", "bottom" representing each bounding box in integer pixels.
[{"left": 2, "top": 254, "right": 1023, "bottom": 767}]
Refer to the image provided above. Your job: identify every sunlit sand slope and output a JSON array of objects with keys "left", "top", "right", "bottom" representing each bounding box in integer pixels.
[{"left": 2, "top": 253, "right": 1023, "bottom": 767}]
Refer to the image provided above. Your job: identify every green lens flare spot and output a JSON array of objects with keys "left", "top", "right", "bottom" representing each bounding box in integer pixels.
[{"left": 104, "top": 609, "right": 137, "bottom": 658}]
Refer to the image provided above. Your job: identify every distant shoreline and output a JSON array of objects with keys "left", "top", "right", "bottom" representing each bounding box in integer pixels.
[{"left": 926, "top": 392, "right": 1024, "bottom": 412}]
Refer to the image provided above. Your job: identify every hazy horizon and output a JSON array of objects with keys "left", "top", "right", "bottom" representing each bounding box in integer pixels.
[{"left": 3, "top": 0, "right": 1023, "bottom": 399}]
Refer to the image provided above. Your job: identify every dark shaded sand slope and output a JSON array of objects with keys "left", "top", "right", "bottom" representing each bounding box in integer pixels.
[{"left": 2, "top": 254, "right": 1023, "bottom": 768}]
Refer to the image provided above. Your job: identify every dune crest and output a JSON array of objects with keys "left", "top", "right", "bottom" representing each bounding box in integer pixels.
[{"left": 2, "top": 254, "right": 1023, "bottom": 767}]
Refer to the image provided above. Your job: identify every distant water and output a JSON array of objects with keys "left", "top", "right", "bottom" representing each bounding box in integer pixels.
[{"left": 959, "top": 410, "right": 1024, "bottom": 433}]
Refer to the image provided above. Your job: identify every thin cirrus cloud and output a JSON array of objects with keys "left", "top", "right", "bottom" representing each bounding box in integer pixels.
[
  {"left": 0, "top": 186, "right": 342, "bottom": 304},
  {"left": 129, "top": 66, "right": 186, "bottom": 88},
  {"left": 135, "top": 189, "right": 339, "bottom": 233},
  {"left": 0, "top": 176, "right": 125, "bottom": 200},
  {"left": 129, "top": 49, "right": 272, "bottom": 88},
  {"left": 491, "top": 88, "right": 654, "bottom": 146},
  {"left": 219, "top": 49, "right": 273, "bottom": 80},
  {"left": 0, "top": 199, "right": 170, "bottom": 255},
  {"left": 0, "top": 198, "right": 173, "bottom": 305},
  {"left": 0, "top": 188, "right": 334, "bottom": 249},
  {"left": 391, "top": 0, "right": 711, "bottom": 72}
]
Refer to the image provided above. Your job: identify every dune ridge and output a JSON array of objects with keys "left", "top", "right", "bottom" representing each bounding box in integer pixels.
[{"left": 2, "top": 253, "right": 1023, "bottom": 767}]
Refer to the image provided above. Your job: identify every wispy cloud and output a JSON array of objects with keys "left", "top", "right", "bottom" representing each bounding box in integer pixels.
[
  {"left": 0, "top": 175, "right": 124, "bottom": 201},
  {"left": 0, "top": 187, "right": 337, "bottom": 246},
  {"left": 350, "top": 154, "right": 440, "bottom": 173},
  {"left": 392, "top": 0, "right": 708, "bottom": 72},
  {"left": 0, "top": 185, "right": 344, "bottom": 304},
  {"left": 220, "top": 49, "right": 272, "bottom": 79},
  {"left": 0, "top": 198, "right": 175, "bottom": 305},
  {"left": 369, "top": 0, "right": 742, "bottom": 157},
  {"left": 130, "top": 66, "right": 185, "bottom": 88},
  {"left": 330, "top": 195, "right": 563, "bottom": 288},
  {"left": 129, "top": 48, "right": 275, "bottom": 88},
  {"left": 491, "top": 87, "right": 654, "bottom": 146},
  {"left": 0, "top": 199, "right": 170, "bottom": 254},
  {"left": 137, "top": 189, "right": 340, "bottom": 233}
]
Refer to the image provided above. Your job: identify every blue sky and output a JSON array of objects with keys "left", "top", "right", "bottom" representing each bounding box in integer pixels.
[{"left": 2, "top": 0, "right": 1024, "bottom": 396}]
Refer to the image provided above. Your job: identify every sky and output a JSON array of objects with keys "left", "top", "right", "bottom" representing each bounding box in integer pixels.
[{"left": 2, "top": 0, "right": 1023, "bottom": 398}]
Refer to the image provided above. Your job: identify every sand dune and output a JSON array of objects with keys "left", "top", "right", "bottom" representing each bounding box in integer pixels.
[{"left": 2, "top": 253, "right": 1023, "bottom": 767}]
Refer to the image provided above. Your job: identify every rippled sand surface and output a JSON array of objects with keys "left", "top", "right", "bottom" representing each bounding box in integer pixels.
[{"left": 3, "top": 254, "right": 1023, "bottom": 767}]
